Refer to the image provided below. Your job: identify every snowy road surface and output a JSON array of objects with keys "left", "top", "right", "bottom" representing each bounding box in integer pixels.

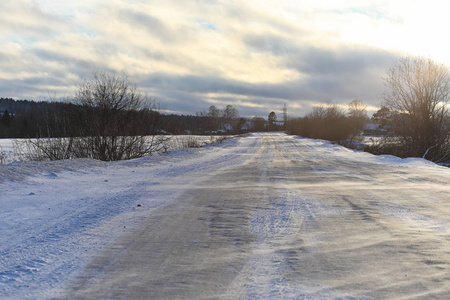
[{"left": 1, "top": 133, "right": 450, "bottom": 299}]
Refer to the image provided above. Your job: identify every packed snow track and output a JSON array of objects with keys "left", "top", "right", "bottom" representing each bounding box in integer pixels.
[{"left": 1, "top": 133, "right": 450, "bottom": 299}]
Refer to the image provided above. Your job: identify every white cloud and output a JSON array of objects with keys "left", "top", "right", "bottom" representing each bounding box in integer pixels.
[{"left": 1, "top": 0, "right": 447, "bottom": 116}]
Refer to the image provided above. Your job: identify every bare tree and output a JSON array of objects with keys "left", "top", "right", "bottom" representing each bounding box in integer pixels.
[
  {"left": 348, "top": 99, "right": 368, "bottom": 136},
  {"left": 221, "top": 105, "right": 239, "bottom": 133},
  {"left": 203, "top": 105, "right": 221, "bottom": 132},
  {"left": 222, "top": 105, "right": 238, "bottom": 120},
  {"left": 198, "top": 104, "right": 240, "bottom": 133},
  {"left": 18, "top": 72, "right": 168, "bottom": 161},
  {"left": 207, "top": 105, "right": 221, "bottom": 119},
  {"left": 382, "top": 57, "right": 450, "bottom": 161},
  {"left": 73, "top": 72, "right": 166, "bottom": 161}
]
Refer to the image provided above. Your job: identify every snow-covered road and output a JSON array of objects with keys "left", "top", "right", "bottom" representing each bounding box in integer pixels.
[{"left": 1, "top": 133, "right": 450, "bottom": 299}]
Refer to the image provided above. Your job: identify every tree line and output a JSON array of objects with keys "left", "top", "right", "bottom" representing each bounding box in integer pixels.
[
  {"left": 6, "top": 56, "right": 448, "bottom": 164},
  {"left": 1, "top": 73, "right": 251, "bottom": 161},
  {"left": 1, "top": 97, "right": 276, "bottom": 141},
  {"left": 286, "top": 99, "right": 368, "bottom": 147},
  {"left": 0, "top": 99, "right": 246, "bottom": 139},
  {"left": 0, "top": 98, "right": 65, "bottom": 138},
  {"left": 287, "top": 56, "right": 450, "bottom": 165}
]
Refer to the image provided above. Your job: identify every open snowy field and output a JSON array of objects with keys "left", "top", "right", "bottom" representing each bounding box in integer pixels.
[
  {"left": 0, "top": 135, "right": 229, "bottom": 164},
  {"left": 1, "top": 133, "right": 450, "bottom": 299}
]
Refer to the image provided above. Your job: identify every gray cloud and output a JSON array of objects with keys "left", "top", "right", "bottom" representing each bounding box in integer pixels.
[
  {"left": 244, "top": 33, "right": 399, "bottom": 75},
  {"left": 289, "top": 46, "right": 399, "bottom": 76},
  {"left": 243, "top": 33, "right": 401, "bottom": 105},
  {"left": 139, "top": 72, "right": 290, "bottom": 99},
  {"left": 0, "top": 1, "right": 414, "bottom": 118},
  {"left": 136, "top": 38, "right": 400, "bottom": 116},
  {"left": 120, "top": 10, "right": 178, "bottom": 44},
  {"left": 0, "top": 1, "right": 69, "bottom": 39}
]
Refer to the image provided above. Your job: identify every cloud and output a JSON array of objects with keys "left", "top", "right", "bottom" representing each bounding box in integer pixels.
[
  {"left": 136, "top": 36, "right": 399, "bottom": 115},
  {"left": 119, "top": 10, "right": 182, "bottom": 44},
  {"left": 0, "top": 0, "right": 433, "bottom": 117},
  {"left": 0, "top": 1, "right": 65, "bottom": 38},
  {"left": 243, "top": 32, "right": 401, "bottom": 109}
]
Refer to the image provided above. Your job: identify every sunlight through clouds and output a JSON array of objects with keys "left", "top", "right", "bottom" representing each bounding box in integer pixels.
[{"left": 1, "top": 0, "right": 448, "bottom": 116}]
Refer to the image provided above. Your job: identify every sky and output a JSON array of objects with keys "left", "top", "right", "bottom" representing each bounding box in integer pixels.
[{"left": 1, "top": 0, "right": 450, "bottom": 118}]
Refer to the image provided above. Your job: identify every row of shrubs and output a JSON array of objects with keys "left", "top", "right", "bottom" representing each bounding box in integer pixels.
[{"left": 286, "top": 102, "right": 367, "bottom": 146}]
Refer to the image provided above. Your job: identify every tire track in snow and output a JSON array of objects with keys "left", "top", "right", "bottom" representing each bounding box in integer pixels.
[{"left": 224, "top": 134, "right": 344, "bottom": 299}]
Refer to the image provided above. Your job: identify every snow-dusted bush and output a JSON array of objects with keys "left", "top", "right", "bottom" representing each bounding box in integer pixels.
[
  {"left": 167, "top": 135, "right": 232, "bottom": 152},
  {"left": 0, "top": 147, "right": 6, "bottom": 164},
  {"left": 12, "top": 73, "right": 170, "bottom": 162},
  {"left": 13, "top": 135, "right": 172, "bottom": 162},
  {"left": 3, "top": 135, "right": 230, "bottom": 162}
]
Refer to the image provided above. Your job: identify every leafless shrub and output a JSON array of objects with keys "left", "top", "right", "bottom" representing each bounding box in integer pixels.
[
  {"left": 170, "top": 135, "right": 231, "bottom": 151},
  {"left": 212, "top": 135, "right": 231, "bottom": 144},
  {"left": 13, "top": 138, "right": 73, "bottom": 161},
  {"left": 16, "top": 72, "right": 170, "bottom": 161},
  {"left": 287, "top": 104, "right": 354, "bottom": 143},
  {"left": 174, "top": 135, "right": 204, "bottom": 149},
  {"left": 0, "top": 147, "right": 6, "bottom": 164}
]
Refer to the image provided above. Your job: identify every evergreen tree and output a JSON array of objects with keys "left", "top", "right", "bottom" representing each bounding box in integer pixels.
[
  {"left": 268, "top": 111, "right": 277, "bottom": 130},
  {"left": 1, "top": 109, "right": 11, "bottom": 127}
]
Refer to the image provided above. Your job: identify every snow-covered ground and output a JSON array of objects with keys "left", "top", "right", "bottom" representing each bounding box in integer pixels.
[
  {"left": 1, "top": 133, "right": 449, "bottom": 299},
  {"left": 0, "top": 135, "right": 230, "bottom": 164},
  {"left": 0, "top": 135, "right": 257, "bottom": 299}
]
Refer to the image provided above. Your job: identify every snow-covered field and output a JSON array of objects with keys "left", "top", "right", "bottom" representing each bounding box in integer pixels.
[
  {"left": 0, "top": 135, "right": 229, "bottom": 164},
  {"left": 1, "top": 133, "right": 449, "bottom": 299}
]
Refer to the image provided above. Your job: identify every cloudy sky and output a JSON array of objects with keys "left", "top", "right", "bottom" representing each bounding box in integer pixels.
[{"left": 1, "top": 0, "right": 450, "bottom": 117}]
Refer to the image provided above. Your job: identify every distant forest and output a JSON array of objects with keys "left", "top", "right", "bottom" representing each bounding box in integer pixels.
[
  {"left": 0, "top": 97, "right": 60, "bottom": 138},
  {"left": 0, "top": 98, "right": 249, "bottom": 138}
]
